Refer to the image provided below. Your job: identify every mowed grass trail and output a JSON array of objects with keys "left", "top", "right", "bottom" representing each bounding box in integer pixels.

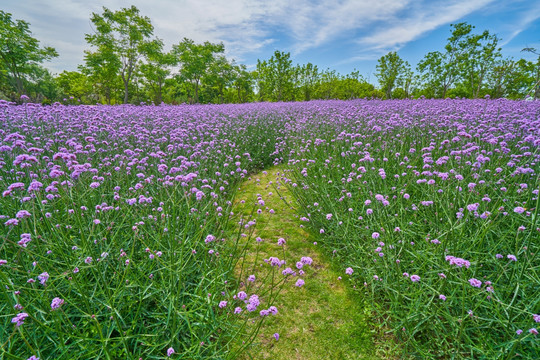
[{"left": 232, "top": 167, "right": 383, "bottom": 360}]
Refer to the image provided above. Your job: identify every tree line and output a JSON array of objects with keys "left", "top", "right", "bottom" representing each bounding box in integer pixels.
[{"left": 1, "top": 6, "right": 538, "bottom": 105}]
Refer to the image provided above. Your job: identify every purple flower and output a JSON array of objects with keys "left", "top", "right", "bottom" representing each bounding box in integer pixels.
[
  {"left": 248, "top": 295, "right": 260, "bottom": 307},
  {"left": 11, "top": 312, "right": 29, "bottom": 327},
  {"left": 38, "top": 272, "right": 49, "bottom": 285},
  {"left": 237, "top": 291, "right": 247, "bottom": 300},
  {"left": 468, "top": 278, "right": 482, "bottom": 288},
  {"left": 218, "top": 301, "right": 227, "bottom": 308},
  {"left": 410, "top": 275, "right": 420, "bottom": 282},
  {"left": 167, "top": 347, "right": 175, "bottom": 357},
  {"left": 5, "top": 218, "right": 19, "bottom": 226},
  {"left": 273, "top": 333, "right": 280, "bottom": 340},
  {"left": 51, "top": 297, "right": 64, "bottom": 310},
  {"left": 268, "top": 306, "right": 278, "bottom": 315},
  {"left": 445, "top": 255, "right": 470, "bottom": 268},
  {"left": 372, "top": 232, "right": 380, "bottom": 239},
  {"left": 27, "top": 356, "right": 39, "bottom": 360},
  {"left": 282, "top": 267, "right": 295, "bottom": 275},
  {"left": 295, "top": 279, "right": 305, "bottom": 287},
  {"left": 16, "top": 210, "right": 31, "bottom": 219},
  {"left": 277, "top": 237, "right": 286, "bottom": 246},
  {"left": 529, "top": 328, "right": 538, "bottom": 335},
  {"left": 496, "top": 254, "right": 503, "bottom": 259},
  {"left": 516, "top": 329, "right": 523, "bottom": 335},
  {"left": 507, "top": 254, "right": 517, "bottom": 261},
  {"left": 439, "top": 294, "right": 446, "bottom": 301},
  {"left": 345, "top": 267, "right": 354, "bottom": 275},
  {"left": 18, "top": 233, "right": 31, "bottom": 247},
  {"left": 513, "top": 206, "right": 525, "bottom": 214},
  {"left": 534, "top": 314, "right": 540, "bottom": 323},
  {"left": 266, "top": 256, "right": 283, "bottom": 267},
  {"left": 234, "top": 307, "right": 242, "bottom": 314}
]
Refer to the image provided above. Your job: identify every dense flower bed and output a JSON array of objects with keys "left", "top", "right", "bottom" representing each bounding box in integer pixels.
[
  {"left": 284, "top": 99, "right": 539, "bottom": 358},
  {"left": 1, "top": 98, "right": 538, "bottom": 359}
]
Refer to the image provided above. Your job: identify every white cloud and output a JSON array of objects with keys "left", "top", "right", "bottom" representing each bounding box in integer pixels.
[
  {"left": 283, "top": 0, "right": 410, "bottom": 54},
  {"left": 356, "top": 0, "right": 495, "bottom": 50},
  {"left": 500, "top": 3, "right": 540, "bottom": 46},
  {"left": 2, "top": 0, "right": 535, "bottom": 74}
]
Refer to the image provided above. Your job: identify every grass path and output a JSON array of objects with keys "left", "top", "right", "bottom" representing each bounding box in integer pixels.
[{"left": 232, "top": 167, "right": 379, "bottom": 360}]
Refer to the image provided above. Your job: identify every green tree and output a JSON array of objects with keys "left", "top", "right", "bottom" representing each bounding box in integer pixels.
[
  {"left": 0, "top": 10, "right": 58, "bottom": 99},
  {"left": 521, "top": 47, "right": 540, "bottom": 99},
  {"left": 172, "top": 38, "right": 224, "bottom": 103},
  {"left": 418, "top": 23, "right": 475, "bottom": 98},
  {"left": 231, "top": 64, "right": 253, "bottom": 103},
  {"left": 81, "top": 45, "right": 122, "bottom": 104},
  {"left": 56, "top": 70, "right": 93, "bottom": 103},
  {"left": 85, "top": 5, "right": 159, "bottom": 104},
  {"left": 296, "top": 63, "right": 319, "bottom": 101},
  {"left": 417, "top": 23, "right": 502, "bottom": 98},
  {"left": 459, "top": 29, "right": 501, "bottom": 98},
  {"left": 314, "top": 68, "right": 340, "bottom": 99},
  {"left": 254, "top": 60, "right": 270, "bottom": 101},
  {"left": 254, "top": 51, "right": 295, "bottom": 102},
  {"left": 25, "top": 65, "right": 58, "bottom": 103},
  {"left": 268, "top": 50, "right": 294, "bottom": 101},
  {"left": 139, "top": 39, "right": 176, "bottom": 104},
  {"left": 203, "top": 56, "right": 234, "bottom": 103},
  {"left": 375, "top": 51, "right": 409, "bottom": 99}
]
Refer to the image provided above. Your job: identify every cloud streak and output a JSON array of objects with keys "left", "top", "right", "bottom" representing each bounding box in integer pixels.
[
  {"left": 499, "top": 3, "right": 540, "bottom": 46},
  {"left": 355, "top": 0, "right": 495, "bottom": 51}
]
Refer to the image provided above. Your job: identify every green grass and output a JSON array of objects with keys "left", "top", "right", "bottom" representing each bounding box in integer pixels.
[{"left": 231, "top": 167, "right": 388, "bottom": 360}]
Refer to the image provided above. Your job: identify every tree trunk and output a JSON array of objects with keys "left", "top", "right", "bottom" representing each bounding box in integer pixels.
[{"left": 123, "top": 80, "right": 129, "bottom": 104}]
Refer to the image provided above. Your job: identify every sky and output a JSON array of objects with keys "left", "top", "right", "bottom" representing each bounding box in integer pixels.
[{"left": 3, "top": 0, "right": 540, "bottom": 79}]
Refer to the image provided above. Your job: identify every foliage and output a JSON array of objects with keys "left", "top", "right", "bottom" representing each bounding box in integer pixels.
[
  {"left": 0, "top": 10, "right": 58, "bottom": 100},
  {"left": 56, "top": 71, "right": 93, "bottom": 103},
  {"left": 375, "top": 52, "right": 410, "bottom": 99},
  {"left": 84, "top": 5, "right": 160, "bottom": 104},
  {"left": 172, "top": 38, "right": 225, "bottom": 103}
]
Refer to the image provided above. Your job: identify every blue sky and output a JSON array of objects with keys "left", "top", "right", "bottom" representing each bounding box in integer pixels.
[{"left": 4, "top": 0, "right": 540, "bottom": 79}]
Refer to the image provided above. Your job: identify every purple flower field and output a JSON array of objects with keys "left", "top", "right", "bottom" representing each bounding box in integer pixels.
[
  {"left": 1, "top": 98, "right": 539, "bottom": 358},
  {"left": 282, "top": 98, "right": 539, "bottom": 358}
]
